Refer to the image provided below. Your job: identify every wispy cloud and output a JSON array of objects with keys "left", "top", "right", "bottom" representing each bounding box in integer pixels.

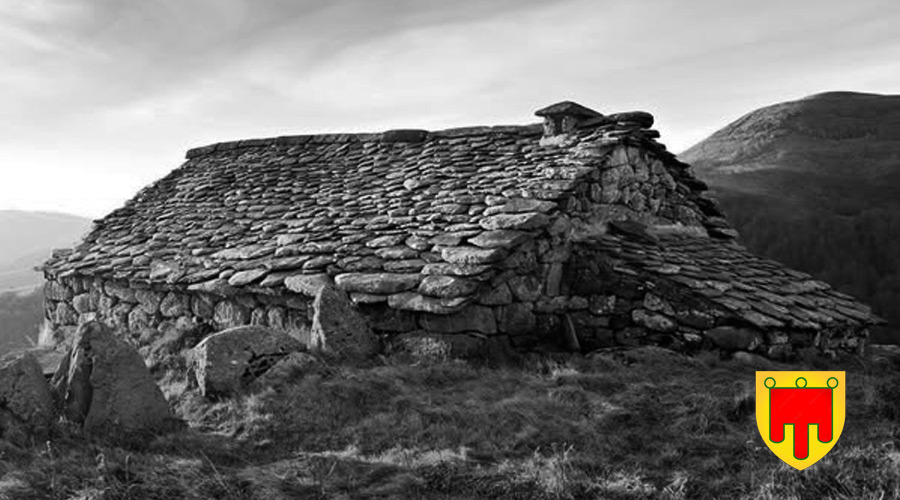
[{"left": 1, "top": 0, "right": 898, "bottom": 216}]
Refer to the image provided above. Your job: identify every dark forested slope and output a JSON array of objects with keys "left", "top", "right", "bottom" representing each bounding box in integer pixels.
[{"left": 682, "top": 91, "right": 900, "bottom": 342}]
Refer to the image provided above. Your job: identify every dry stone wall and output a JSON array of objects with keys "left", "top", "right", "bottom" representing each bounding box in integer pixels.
[{"left": 43, "top": 276, "right": 313, "bottom": 349}]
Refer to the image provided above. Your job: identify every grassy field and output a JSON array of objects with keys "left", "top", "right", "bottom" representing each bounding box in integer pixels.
[{"left": 2, "top": 346, "right": 899, "bottom": 500}]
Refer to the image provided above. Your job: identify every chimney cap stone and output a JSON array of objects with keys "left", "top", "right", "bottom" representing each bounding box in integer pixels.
[{"left": 535, "top": 101, "right": 603, "bottom": 119}]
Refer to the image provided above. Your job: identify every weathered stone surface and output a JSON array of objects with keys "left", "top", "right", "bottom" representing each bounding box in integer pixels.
[
  {"left": 383, "top": 259, "right": 426, "bottom": 273},
  {"left": 0, "top": 352, "right": 54, "bottom": 445},
  {"left": 388, "top": 292, "right": 470, "bottom": 314},
  {"left": 187, "top": 279, "right": 236, "bottom": 296},
  {"left": 367, "top": 234, "right": 407, "bottom": 248},
  {"left": 309, "top": 286, "right": 379, "bottom": 358},
  {"left": 479, "top": 282, "right": 513, "bottom": 306},
  {"left": 535, "top": 296, "right": 568, "bottom": 314},
  {"left": 632, "top": 309, "right": 676, "bottom": 332},
  {"left": 191, "top": 294, "right": 216, "bottom": 319},
  {"left": 468, "top": 230, "right": 531, "bottom": 249},
  {"left": 265, "top": 306, "right": 285, "bottom": 330},
  {"left": 642, "top": 293, "right": 674, "bottom": 315},
  {"left": 418, "top": 275, "right": 481, "bottom": 298},
  {"left": 104, "top": 282, "right": 136, "bottom": 302},
  {"left": 479, "top": 212, "right": 549, "bottom": 231},
  {"left": 45, "top": 280, "right": 73, "bottom": 301},
  {"left": 159, "top": 292, "right": 190, "bottom": 318},
  {"left": 568, "top": 296, "right": 589, "bottom": 310},
  {"left": 128, "top": 308, "right": 153, "bottom": 332},
  {"left": 374, "top": 246, "right": 419, "bottom": 260},
  {"left": 544, "top": 263, "right": 564, "bottom": 296},
  {"left": 135, "top": 290, "right": 162, "bottom": 315},
  {"left": 507, "top": 275, "right": 542, "bottom": 302},
  {"left": 72, "top": 293, "right": 93, "bottom": 314},
  {"left": 441, "top": 246, "right": 506, "bottom": 265},
  {"left": 589, "top": 295, "right": 617, "bottom": 315},
  {"left": 420, "top": 306, "right": 497, "bottom": 334},
  {"left": 497, "top": 303, "right": 536, "bottom": 334},
  {"left": 349, "top": 292, "right": 389, "bottom": 304},
  {"left": 706, "top": 326, "right": 762, "bottom": 351},
  {"left": 214, "top": 300, "right": 250, "bottom": 329},
  {"left": 54, "top": 302, "right": 78, "bottom": 325},
  {"left": 191, "top": 325, "right": 305, "bottom": 397},
  {"left": 284, "top": 273, "right": 333, "bottom": 296},
  {"left": 615, "top": 327, "right": 647, "bottom": 346},
  {"left": 51, "top": 322, "right": 176, "bottom": 436},
  {"left": 732, "top": 351, "right": 774, "bottom": 368},
  {"left": 334, "top": 273, "right": 421, "bottom": 294},
  {"left": 227, "top": 268, "right": 268, "bottom": 287},
  {"left": 767, "top": 344, "right": 793, "bottom": 361},
  {"left": 673, "top": 310, "right": 716, "bottom": 330},
  {"left": 422, "top": 263, "right": 492, "bottom": 277},
  {"left": 500, "top": 198, "right": 558, "bottom": 214}
]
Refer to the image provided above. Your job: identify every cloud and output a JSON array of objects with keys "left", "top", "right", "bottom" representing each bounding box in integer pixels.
[{"left": 1, "top": 0, "right": 898, "bottom": 216}]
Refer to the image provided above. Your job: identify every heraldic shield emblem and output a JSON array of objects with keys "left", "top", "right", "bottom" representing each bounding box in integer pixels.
[{"left": 756, "top": 371, "right": 845, "bottom": 470}]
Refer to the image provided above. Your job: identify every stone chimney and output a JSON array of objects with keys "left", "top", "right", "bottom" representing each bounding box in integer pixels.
[{"left": 535, "top": 101, "right": 604, "bottom": 139}]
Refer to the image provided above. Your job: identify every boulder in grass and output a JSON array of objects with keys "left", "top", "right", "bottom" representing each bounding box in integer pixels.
[
  {"left": 309, "top": 285, "right": 380, "bottom": 359},
  {"left": 51, "top": 321, "right": 177, "bottom": 437},
  {"left": 190, "top": 325, "right": 305, "bottom": 398},
  {"left": 0, "top": 352, "right": 55, "bottom": 446}
]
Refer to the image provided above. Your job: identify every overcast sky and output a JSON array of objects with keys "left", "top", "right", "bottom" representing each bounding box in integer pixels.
[{"left": 2, "top": 0, "right": 898, "bottom": 218}]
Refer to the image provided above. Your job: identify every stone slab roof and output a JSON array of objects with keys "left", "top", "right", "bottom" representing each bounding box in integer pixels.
[
  {"left": 587, "top": 233, "right": 883, "bottom": 330},
  {"left": 45, "top": 113, "right": 717, "bottom": 302}
]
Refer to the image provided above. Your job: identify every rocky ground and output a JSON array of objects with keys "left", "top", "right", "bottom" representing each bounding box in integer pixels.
[{"left": 2, "top": 340, "right": 900, "bottom": 500}]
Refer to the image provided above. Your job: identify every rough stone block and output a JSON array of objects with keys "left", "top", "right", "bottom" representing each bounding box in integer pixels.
[
  {"left": 632, "top": 309, "right": 676, "bottom": 332},
  {"left": 418, "top": 275, "right": 481, "bottom": 298},
  {"left": 51, "top": 322, "right": 176, "bottom": 436},
  {"left": 508, "top": 275, "right": 542, "bottom": 302},
  {"left": 310, "top": 286, "right": 379, "bottom": 358},
  {"left": 160, "top": 292, "right": 190, "bottom": 318},
  {"left": 589, "top": 295, "right": 617, "bottom": 315},
  {"left": 72, "top": 293, "right": 94, "bottom": 314},
  {"left": 214, "top": 301, "right": 250, "bottom": 329},
  {"left": 191, "top": 294, "right": 216, "bottom": 319},
  {"left": 284, "top": 273, "right": 334, "bottom": 296},
  {"left": 334, "top": 272, "right": 421, "bottom": 295},
  {"left": 190, "top": 325, "right": 305, "bottom": 397},
  {"left": 479, "top": 283, "right": 513, "bottom": 306},
  {"left": 468, "top": 230, "right": 531, "bottom": 249},
  {"left": 388, "top": 292, "right": 470, "bottom": 314},
  {"left": 0, "top": 352, "right": 54, "bottom": 445},
  {"left": 420, "top": 306, "right": 497, "bottom": 334},
  {"left": 135, "top": 290, "right": 162, "bottom": 315},
  {"left": 706, "top": 326, "right": 763, "bottom": 351},
  {"left": 479, "top": 212, "right": 550, "bottom": 231},
  {"left": 497, "top": 302, "right": 537, "bottom": 334},
  {"left": 44, "top": 280, "right": 73, "bottom": 301},
  {"left": 441, "top": 246, "right": 506, "bottom": 265}
]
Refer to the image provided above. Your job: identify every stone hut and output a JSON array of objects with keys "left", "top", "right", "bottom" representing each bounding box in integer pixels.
[{"left": 42, "top": 101, "right": 882, "bottom": 360}]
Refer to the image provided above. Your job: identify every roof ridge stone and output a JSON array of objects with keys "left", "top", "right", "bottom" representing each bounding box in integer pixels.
[{"left": 184, "top": 123, "right": 547, "bottom": 159}]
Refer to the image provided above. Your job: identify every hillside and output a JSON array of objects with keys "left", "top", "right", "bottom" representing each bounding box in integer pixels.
[
  {"left": 0, "top": 210, "right": 92, "bottom": 292},
  {"left": 2, "top": 348, "right": 899, "bottom": 499},
  {"left": 682, "top": 91, "right": 900, "bottom": 342}
]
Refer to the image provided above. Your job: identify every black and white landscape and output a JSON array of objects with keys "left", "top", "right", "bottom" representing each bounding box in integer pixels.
[{"left": 0, "top": 1, "right": 898, "bottom": 498}]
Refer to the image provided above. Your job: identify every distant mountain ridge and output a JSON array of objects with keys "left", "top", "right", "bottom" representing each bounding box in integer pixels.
[
  {"left": 0, "top": 210, "right": 92, "bottom": 291},
  {"left": 682, "top": 91, "right": 900, "bottom": 342}
]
